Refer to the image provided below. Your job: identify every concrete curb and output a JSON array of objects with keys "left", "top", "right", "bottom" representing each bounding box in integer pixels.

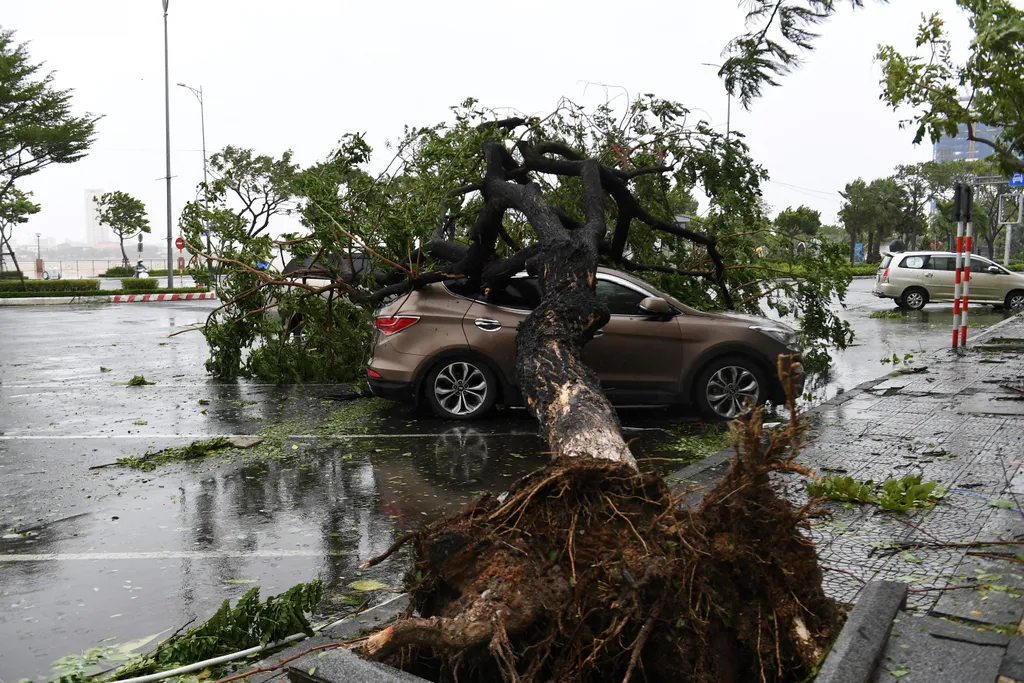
[
  {"left": 814, "top": 581, "right": 908, "bottom": 683},
  {"left": 0, "top": 292, "right": 216, "bottom": 306}
]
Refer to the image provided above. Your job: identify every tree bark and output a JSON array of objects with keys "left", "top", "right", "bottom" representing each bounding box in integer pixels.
[{"left": 0, "top": 229, "right": 27, "bottom": 291}]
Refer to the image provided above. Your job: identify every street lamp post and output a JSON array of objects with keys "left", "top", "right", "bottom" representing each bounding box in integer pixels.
[
  {"left": 35, "top": 233, "right": 40, "bottom": 259},
  {"left": 162, "top": 0, "right": 173, "bottom": 289},
  {"left": 701, "top": 62, "right": 731, "bottom": 140},
  {"left": 178, "top": 82, "right": 212, "bottom": 278}
]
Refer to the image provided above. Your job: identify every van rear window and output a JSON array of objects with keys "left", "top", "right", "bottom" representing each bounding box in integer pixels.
[
  {"left": 879, "top": 255, "right": 893, "bottom": 269},
  {"left": 901, "top": 256, "right": 927, "bottom": 269}
]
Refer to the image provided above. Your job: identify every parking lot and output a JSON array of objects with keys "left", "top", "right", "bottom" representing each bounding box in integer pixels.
[{"left": 0, "top": 278, "right": 1017, "bottom": 679}]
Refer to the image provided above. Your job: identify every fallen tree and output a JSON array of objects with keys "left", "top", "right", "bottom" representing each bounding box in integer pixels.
[
  {"left": 181, "top": 97, "right": 853, "bottom": 383},
  {"left": 179, "top": 101, "right": 844, "bottom": 680}
]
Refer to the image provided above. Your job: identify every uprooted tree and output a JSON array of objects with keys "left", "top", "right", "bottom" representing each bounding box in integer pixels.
[{"left": 179, "top": 99, "right": 844, "bottom": 681}]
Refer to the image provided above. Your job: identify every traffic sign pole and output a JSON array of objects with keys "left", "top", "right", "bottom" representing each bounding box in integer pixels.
[{"left": 175, "top": 236, "right": 184, "bottom": 287}]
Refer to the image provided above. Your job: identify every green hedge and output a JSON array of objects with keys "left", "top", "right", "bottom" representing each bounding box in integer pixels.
[
  {"left": 1009, "top": 263, "right": 1024, "bottom": 272},
  {"left": 100, "top": 266, "right": 135, "bottom": 277},
  {"left": 848, "top": 263, "right": 879, "bottom": 276},
  {"left": 121, "top": 278, "right": 159, "bottom": 291},
  {"left": 0, "top": 271, "right": 24, "bottom": 280},
  {"left": 0, "top": 278, "right": 100, "bottom": 292},
  {"left": 0, "top": 287, "right": 210, "bottom": 299}
]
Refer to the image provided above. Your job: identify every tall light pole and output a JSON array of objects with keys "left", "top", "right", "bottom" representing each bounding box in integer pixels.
[
  {"left": 701, "top": 62, "right": 731, "bottom": 140},
  {"left": 35, "top": 233, "right": 41, "bottom": 259},
  {"left": 162, "top": 0, "right": 174, "bottom": 288},
  {"left": 178, "top": 82, "right": 212, "bottom": 278}
]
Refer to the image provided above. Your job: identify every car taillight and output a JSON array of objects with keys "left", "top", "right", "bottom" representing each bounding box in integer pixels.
[
  {"left": 374, "top": 316, "right": 419, "bottom": 335},
  {"left": 367, "top": 369, "right": 382, "bottom": 379},
  {"left": 881, "top": 268, "right": 890, "bottom": 283}
]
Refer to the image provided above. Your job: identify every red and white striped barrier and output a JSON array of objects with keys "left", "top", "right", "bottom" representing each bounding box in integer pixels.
[
  {"left": 952, "top": 184, "right": 974, "bottom": 349},
  {"left": 111, "top": 292, "right": 216, "bottom": 303}
]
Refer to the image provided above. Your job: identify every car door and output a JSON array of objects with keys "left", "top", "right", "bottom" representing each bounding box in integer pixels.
[
  {"left": 895, "top": 254, "right": 930, "bottom": 295},
  {"left": 968, "top": 255, "right": 1003, "bottom": 302},
  {"left": 460, "top": 278, "right": 539, "bottom": 390},
  {"left": 582, "top": 274, "right": 684, "bottom": 402},
  {"left": 926, "top": 255, "right": 957, "bottom": 301}
]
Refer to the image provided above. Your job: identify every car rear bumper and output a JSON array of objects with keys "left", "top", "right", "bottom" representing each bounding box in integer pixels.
[
  {"left": 873, "top": 282, "right": 900, "bottom": 298},
  {"left": 367, "top": 376, "right": 415, "bottom": 403}
]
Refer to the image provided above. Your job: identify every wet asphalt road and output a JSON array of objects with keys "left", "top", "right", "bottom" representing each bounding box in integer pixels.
[{"left": 0, "top": 279, "right": 1016, "bottom": 679}]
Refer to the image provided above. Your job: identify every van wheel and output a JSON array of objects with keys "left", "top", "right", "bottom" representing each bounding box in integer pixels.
[
  {"left": 898, "top": 287, "right": 928, "bottom": 310},
  {"left": 425, "top": 359, "right": 497, "bottom": 420},
  {"left": 41, "top": 271, "right": 50, "bottom": 280},
  {"left": 1006, "top": 290, "right": 1024, "bottom": 311},
  {"left": 695, "top": 356, "right": 767, "bottom": 421}
]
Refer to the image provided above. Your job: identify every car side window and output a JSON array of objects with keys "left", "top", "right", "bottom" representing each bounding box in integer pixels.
[
  {"left": 971, "top": 256, "right": 1000, "bottom": 273},
  {"left": 596, "top": 279, "right": 647, "bottom": 315},
  {"left": 929, "top": 256, "right": 955, "bottom": 271},
  {"left": 901, "top": 255, "right": 928, "bottom": 269}
]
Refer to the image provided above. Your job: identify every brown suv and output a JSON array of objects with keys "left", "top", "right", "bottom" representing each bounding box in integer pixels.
[{"left": 367, "top": 268, "right": 802, "bottom": 420}]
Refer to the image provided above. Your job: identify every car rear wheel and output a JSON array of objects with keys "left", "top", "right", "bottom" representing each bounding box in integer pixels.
[
  {"left": 898, "top": 287, "right": 928, "bottom": 310},
  {"left": 1006, "top": 290, "right": 1024, "bottom": 311},
  {"left": 41, "top": 271, "right": 50, "bottom": 280},
  {"left": 695, "top": 356, "right": 767, "bottom": 421},
  {"left": 425, "top": 359, "right": 497, "bottom": 420}
]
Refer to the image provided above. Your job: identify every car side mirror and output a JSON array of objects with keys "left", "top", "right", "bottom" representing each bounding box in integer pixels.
[
  {"left": 638, "top": 296, "right": 672, "bottom": 316},
  {"left": 988, "top": 266, "right": 1002, "bottom": 275}
]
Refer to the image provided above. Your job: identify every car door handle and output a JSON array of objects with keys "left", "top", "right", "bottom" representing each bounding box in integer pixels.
[
  {"left": 474, "top": 318, "right": 501, "bottom": 332},
  {"left": 593, "top": 329, "right": 605, "bottom": 339},
  {"left": 925, "top": 273, "right": 933, "bottom": 278}
]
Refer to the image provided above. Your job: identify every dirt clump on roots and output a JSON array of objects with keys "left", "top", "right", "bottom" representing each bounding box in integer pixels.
[{"left": 362, "top": 391, "right": 839, "bottom": 682}]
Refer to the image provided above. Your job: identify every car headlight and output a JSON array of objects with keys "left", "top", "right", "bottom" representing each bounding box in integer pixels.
[{"left": 750, "top": 325, "right": 798, "bottom": 349}]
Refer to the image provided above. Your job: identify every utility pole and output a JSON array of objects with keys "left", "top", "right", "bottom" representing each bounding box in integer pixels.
[
  {"left": 702, "top": 62, "right": 731, "bottom": 140},
  {"left": 178, "top": 82, "right": 212, "bottom": 278},
  {"left": 162, "top": 0, "right": 173, "bottom": 289}
]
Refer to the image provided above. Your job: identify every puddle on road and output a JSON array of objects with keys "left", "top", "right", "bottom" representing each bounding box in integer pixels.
[{"left": 0, "top": 395, "right": 718, "bottom": 680}]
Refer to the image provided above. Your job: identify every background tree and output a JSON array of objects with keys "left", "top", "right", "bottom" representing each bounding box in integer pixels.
[
  {"left": 0, "top": 187, "right": 40, "bottom": 288},
  {"left": 0, "top": 28, "right": 97, "bottom": 207},
  {"left": 838, "top": 177, "right": 903, "bottom": 263},
  {"left": 773, "top": 205, "right": 821, "bottom": 259},
  {"left": 878, "top": 0, "right": 1024, "bottom": 176},
  {"left": 94, "top": 191, "right": 150, "bottom": 267}
]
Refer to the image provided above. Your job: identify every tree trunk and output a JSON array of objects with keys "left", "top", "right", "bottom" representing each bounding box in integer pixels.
[
  {"left": 0, "top": 229, "right": 27, "bottom": 291},
  {"left": 119, "top": 236, "right": 129, "bottom": 268}
]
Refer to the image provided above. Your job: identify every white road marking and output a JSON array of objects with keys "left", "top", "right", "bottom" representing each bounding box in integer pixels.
[
  {"left": 0, "top": 432, "right": 538, "bottom": 440},
  {"left": 0, "top": 549, "right": 345, "bottom": 562}
]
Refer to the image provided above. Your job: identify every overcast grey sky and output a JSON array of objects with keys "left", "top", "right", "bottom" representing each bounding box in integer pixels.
[{"left": 5, "top": 0, "right": 974, "bottom": 245}]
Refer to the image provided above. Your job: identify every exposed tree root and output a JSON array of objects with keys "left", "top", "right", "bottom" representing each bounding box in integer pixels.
[{"left": 361, "top": 362, "right": 840, "bottom": 682}]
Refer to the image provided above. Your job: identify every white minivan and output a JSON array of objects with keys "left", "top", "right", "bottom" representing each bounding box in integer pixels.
[{"left": 873, "top": 251, "right": 1024, "bottom": 310}]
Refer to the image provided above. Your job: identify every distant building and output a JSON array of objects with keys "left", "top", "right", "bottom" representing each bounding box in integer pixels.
[
  {"left": 933, "top": 123, "right": 1003, "bottom": 163},
  {"left": 84, "top": 189, "right": 114, "bottom": 245}
]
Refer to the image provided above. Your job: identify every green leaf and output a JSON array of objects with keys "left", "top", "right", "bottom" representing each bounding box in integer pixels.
[
  {"left": 891, "top": 666, "right": 909, "bottom": 678},
  {"left": 347, "top": 579, "right": 391, "bottom": 591}
]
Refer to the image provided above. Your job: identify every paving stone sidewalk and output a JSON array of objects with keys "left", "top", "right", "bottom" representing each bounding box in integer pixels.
[{"left": 800, "top": 314, "right": 1024, "bottom": 681}]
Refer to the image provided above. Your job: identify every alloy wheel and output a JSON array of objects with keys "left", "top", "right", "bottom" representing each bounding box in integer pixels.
[
  {"left": 1009, "top": 293, "right": 1024, "bottom": 311},
  {"left": 904, "top": 291, "right": 925, "bottom": 310},
  {"left": 706, "top": 365, "right": 760, "bottom": 419},
  {"left": 433, "top": 362, "right": 489, "bottom": 416}
]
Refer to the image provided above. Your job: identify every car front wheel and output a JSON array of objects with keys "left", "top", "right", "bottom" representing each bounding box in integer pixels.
[
  {"left": 695, "top": 356, "right": 767, "bottom": 421},
  {"left": 1006, "top": 290, "right": 1024, "bottom": 311},
  {"left": 425, "top": 359, "right": 497, "bottom": 420}
]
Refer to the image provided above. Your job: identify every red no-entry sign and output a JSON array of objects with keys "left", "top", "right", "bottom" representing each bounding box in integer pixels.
[{"left": 175, "top": 236, "right": 184, "bottom": 250}]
